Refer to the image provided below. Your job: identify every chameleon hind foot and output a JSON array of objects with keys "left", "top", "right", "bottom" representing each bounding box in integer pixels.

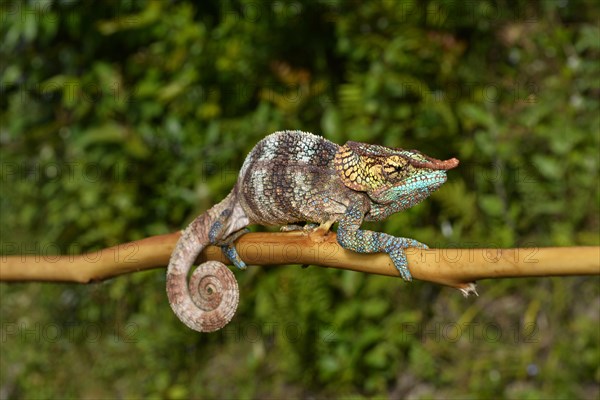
[
  {"left": 280, "top": 223, "right": 319, "bottom": 232},
  {"left": 215, "top": 228, "right": 250, "bottom": 270}
]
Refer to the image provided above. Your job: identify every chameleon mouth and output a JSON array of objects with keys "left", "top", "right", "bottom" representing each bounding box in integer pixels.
[
  {"left": 411, "top": 170, "right": 448, "bottom": 189},
  {"left": 370, "top": 170, "right": 448, "bottom": 204}
]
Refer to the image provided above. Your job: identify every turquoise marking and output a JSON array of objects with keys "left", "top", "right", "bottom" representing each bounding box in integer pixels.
[{"left": 337, "top": 203, "right": 428, "bottom": 281}]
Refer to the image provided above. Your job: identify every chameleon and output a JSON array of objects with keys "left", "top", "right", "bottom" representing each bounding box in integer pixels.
[{"left": 167, "top": 130, "right": 459, "bottom": 332}]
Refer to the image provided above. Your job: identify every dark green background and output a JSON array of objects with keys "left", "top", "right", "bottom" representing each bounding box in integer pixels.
[{"left": 1, "top": 0, "right": 598, "bottom": 398}]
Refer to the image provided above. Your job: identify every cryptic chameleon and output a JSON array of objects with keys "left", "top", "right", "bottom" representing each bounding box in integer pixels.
[{"left": 167, "top": 131, "right": 459, "bottom": 332}]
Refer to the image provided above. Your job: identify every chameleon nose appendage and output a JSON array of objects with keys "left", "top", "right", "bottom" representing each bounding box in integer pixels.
[{"left": 411, "top": 156, "right": 459, "bottom": 171}]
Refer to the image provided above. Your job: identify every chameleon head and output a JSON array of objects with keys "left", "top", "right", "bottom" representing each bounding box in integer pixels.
[{"left": 334, "top": 141, "right": 459, "bottom": 207}]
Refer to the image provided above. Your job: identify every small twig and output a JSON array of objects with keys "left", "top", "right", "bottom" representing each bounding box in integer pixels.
[{"left": 1, "top": 231, "right": 598, "bottom": 292}]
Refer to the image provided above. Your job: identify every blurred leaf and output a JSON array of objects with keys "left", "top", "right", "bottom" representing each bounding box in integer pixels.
[{"left": 1, "top": 1, "right": 598, "bottom": 398}]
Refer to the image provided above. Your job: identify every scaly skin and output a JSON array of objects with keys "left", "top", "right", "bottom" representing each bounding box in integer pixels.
[
  {"left": 166, "top": 191, "right": 249, "bottom": 332},
  {"left": 167, "top": 131, "right": 459, "bottom": 332}
]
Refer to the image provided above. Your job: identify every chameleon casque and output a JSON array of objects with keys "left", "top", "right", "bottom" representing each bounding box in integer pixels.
[{"left": 167, "top": 131, "right": 459, "bottom": 332}]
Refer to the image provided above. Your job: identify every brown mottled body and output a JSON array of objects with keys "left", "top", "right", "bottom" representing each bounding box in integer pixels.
[{"left": 237, "top": 131, "right": 356, "bottom": 226}]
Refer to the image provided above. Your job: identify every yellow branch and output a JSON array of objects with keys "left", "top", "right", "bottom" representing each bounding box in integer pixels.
[{"left": 1, "top": 231, "right": 598, "bottom": 292}]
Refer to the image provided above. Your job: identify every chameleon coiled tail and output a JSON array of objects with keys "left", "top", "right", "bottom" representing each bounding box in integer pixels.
[{"left": 166, "top": 196, "right": 241, "bottom": 332}]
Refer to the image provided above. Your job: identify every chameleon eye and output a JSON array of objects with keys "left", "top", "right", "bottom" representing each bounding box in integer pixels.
[
  {"left": 382, "top": 157, "right": 408, "bottom": 178},
  {"left": 392, "top": 165, "right": 408, "bottom": 179}
]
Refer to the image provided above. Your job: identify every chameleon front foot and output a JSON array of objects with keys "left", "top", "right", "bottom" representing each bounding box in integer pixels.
[{"left": 386, "top": 239, "right": 428, "bottom": 281}]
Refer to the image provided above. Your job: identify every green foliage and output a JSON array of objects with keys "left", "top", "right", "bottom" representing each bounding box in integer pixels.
[{"left": 1, "top": 0, "right": 598, "bottom": 398}]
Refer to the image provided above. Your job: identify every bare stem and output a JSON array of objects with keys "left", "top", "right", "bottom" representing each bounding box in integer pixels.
[{"left": 1, "top": 231, "right": 598, "bottom": 292}]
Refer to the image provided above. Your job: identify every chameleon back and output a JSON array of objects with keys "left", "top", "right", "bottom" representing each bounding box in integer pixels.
[{"left": 236, "top": 130, "right": 351, "bottom": 226}]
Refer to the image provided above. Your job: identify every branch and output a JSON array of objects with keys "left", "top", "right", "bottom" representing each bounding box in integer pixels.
[{"left": 1, "top": 231, "right": 598, "bottom": 292}]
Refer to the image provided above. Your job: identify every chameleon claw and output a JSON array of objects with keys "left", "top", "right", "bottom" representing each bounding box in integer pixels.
[
  {"left": 280, "top": 224, "right": 304, "bottom": 232},
  {"left": 280, "top": 223, "right": 319, "bottom": 233},
  {"left": 388, "top": 248, "right": 413, "bottom": 281},
  {"left": 400, "top": 269, "right": 412, "bottom": 282},
  {"left": 400, "top": 256, "right": 413, "bottom": 280},
  {"left": 406, "top": 239, "right": 428, "bottom": 249},
  {"left": 304, "top": 223, "right": 320, "bottom": 232},
  {"left": 221, "top": 244, "right": 247, "bottom": 270},
  {"left": 215, "top": 227, "right": 250, "bottom": 244},
  {"left": 207, "top": 218, "right": 249, "bottom": 270},
  {"left": 385, "top": 237, "right": 430, "bottom": 281}
]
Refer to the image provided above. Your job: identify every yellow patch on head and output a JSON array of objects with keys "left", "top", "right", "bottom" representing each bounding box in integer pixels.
[{"left": 335, "top": 143, "right": 390, "bottom": 192}]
